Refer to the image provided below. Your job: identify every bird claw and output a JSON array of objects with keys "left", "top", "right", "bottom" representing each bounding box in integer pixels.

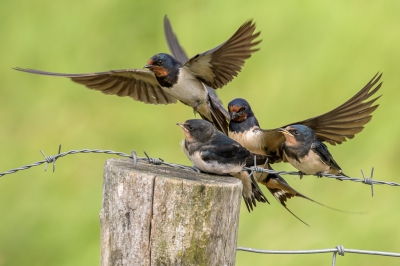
[
  {"left": 298, "top": 171, "right": 304, "bottom": 179},
  {"left": 316, "top": 172, "right": 324, "bottom": 178},
  {"left": 191, "top": 166, "right": 201, "bottom": 173}
]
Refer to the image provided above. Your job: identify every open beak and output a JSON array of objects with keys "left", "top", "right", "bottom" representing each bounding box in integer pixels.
[
  {"left": 144, "top": 59, "right": 155, "bottom": 69},
  {"left": 278, "top": 128, "right": 293, "bottom": 137},
  {"left": 177, "top": 123, "right": 188, "bottom": 131}
]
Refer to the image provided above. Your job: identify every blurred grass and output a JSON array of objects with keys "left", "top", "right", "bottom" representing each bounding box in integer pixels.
[{"left": 1, "top": 0, "right": 400, "bottom": 265}]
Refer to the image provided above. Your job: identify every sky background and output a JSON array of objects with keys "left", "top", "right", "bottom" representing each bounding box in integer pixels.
[{"left": 1, "top": 1, "right": 400, "bottom": 265}]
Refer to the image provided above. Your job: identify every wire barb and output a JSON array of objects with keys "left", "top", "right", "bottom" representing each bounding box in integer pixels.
[
  {"left": 361, "top": 168, "right": 374, "bottom": 197},
  {"left": 131, "top": 151, "right": 138, "bottom": 165},
  {"left": 332, "top": 245, "right": 345, "bottom": 266},
  {"left": 39, "top": 144, "right": 61, "bottom": 172},
  {"left": 143, "top": 151, "right": 164, "bottom": 165}
]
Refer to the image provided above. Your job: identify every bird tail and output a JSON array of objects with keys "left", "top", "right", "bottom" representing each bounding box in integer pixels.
[
  {"left": 233, "top": 171, "right": 269, "bottom": 212},
  {"left": 208, "top": 91, "right": 230, "bottom": 135},
  {"left": 259, "top": 165, "right": 365, "bottom": 224}
]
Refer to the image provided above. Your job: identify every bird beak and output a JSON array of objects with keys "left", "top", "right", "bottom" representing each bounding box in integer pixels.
[
  {"left": 279, "top": 128, "right": 293, "bottom": 137},
  {"left": 177, "top": 123, "right": 188, "bottom": 132},
  {"left": 230, "top": 112, "right": 239, "bottom": 120},
  {"left": 144, "top": 59, "right": 155, "bottom": 69}
]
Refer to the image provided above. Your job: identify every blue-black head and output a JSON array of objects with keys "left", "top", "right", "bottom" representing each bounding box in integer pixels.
[
  {"left": 228, "top": 98, "right": 255, "bottom": 122},
  {"left": 279, "top": 124, "right": 316, "bottom": 147},
  {"left": 144, "top": 53, "right": 181, "bottom": 77},
  {"left": 177, "top": 119, "right": 215, "bottom": 143}
]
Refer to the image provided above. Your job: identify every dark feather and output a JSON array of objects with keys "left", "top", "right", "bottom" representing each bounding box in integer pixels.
[{"left": 13, "top": 67, "right": 177, "bottom": 105}]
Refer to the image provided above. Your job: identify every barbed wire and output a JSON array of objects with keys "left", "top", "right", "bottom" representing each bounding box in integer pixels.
[
  {"left": 1, "top": 145, "right": 400, "bottom": 197},
  {"left": 1, "top": 145, "right": 400, "bottom": 265},
  {"left": 237, "top": 245, "right": 400, "bottom": 266}
]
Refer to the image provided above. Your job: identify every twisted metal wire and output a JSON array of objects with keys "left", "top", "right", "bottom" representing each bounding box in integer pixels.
[
  {"left": 237, "top": 245, "right": 400, "bottom": 266},
  {"left": 1, "top": 145, "right": 399, "bottom": 196},
  {"left": 1, "top": 145, "right": 400, "bottom": 265}
]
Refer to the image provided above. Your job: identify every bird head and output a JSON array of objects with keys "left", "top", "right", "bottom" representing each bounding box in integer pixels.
[
  {"left": 228, "top": 98, "right": 254, "bottom": 122},
  {"left": 144, "top": 53, "right": 181, "bottom": 77},
  {"left": 279, "top": 124, "right": 316, "bottom": 147},
  {"left": 177, "top": 119, "right": 215, "bottom": 143}
]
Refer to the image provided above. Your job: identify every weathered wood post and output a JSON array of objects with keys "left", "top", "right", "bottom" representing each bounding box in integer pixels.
[{"left": 99, "top": 158, "right": 242, "bottom": 266}]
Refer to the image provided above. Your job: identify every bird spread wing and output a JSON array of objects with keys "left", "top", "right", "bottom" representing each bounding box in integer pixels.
[
  {"left": 13, "top": 67, "right": 177, "bottom": 105},
  {"left": 163, "top": 15, "right": 230, "bottom": 134},
  {"left": 293, "top": 72, "right": 382, "bottom": 145},
  {"left": 184, "top": 20, "right": 261, "bottom": 89},
  {"left": 163, "top": 15, "right": 189, "bottom": 64},
  {"left": 259, "top": 73, "right": 382, "bottom": 158}
]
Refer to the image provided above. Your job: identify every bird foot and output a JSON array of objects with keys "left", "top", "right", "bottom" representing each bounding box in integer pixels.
[
  {"left": 191, "top": 166, "right": 201, "bottom": 173},
  {"left": 298, "top": 171, "right": 305, "bottom": 179},
  {"left": 316, "top": 172, "right": 324, "bottom": 178}
]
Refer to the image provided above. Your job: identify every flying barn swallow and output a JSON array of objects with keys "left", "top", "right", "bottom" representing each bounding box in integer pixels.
[
  {"left": 280, "top": 124, "right": 348, "bottom": 178},
  {"left": 177, "top": 119, "right": 271, "bottom": 212},
  {"left": 14, "top": 17, "right": 261, "bottom": 135},
  {"left": 227, "top": 74, "right": 382, "bottom": 218}
]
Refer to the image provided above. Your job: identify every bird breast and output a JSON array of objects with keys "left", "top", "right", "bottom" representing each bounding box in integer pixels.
[
  {"left": 285, "top": 149, "right": 330, "bottom": 175},
  {"left": 168, "top": 67, "right": 209, "bottom": 107},
  {"left": 229, "top": 127, "right": 266, "bottom": 155}
]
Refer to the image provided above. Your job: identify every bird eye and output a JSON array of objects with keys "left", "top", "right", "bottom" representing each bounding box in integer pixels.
[
  {"left": 239, "top": 107, "right": 245, "bottom": 112},
  {"left": 158, "top": 60, "right": 163, "bottom": 65},
  {"left": 187, "top": 125, "right": 193, "bottom": 130},
  {"left": 293, "top": 130, "right": 299, "bottom": 135}
]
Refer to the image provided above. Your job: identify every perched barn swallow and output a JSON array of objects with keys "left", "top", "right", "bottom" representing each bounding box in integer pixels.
[
  {"left": 228, "top": 74, "right": 381, "bottom": 219},
  {"left": 163, "top": 15, "right": 230, "bottom": 134},
  {"left": 280, "top": 125, "right": 348, "bottom": 177},
  {"left": 177, "top": 119, "right": 270, "bottom": 212},
  {"left": 14, "top": 17, "right": 261, "bottom": 135}
]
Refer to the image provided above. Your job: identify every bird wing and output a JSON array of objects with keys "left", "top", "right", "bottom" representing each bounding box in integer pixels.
[
  {"left": 163, "top": 15, "right": 189, "bottom": 64},
  {"left": 184, "top": 20, "right": 261, "bottom": 89},
  {"left": 13, "top": 67, "right": 177, "bottom": 105},
  {"left": 163, "top": 15, "right": 230, "bottom": 134},
  {"left": 311, "top": 141, "right": 342, "bottom": 171},
  {"left": 259, "top": 73, "right": 382, "bottom": 157},
  {"left": 201, "top": 139, "right": 249, "bottom": 165},
  {"left": 292, "top": 72, "right": 382, "bottom": 145}
]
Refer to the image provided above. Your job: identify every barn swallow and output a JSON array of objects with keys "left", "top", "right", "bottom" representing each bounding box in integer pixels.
[
  {"left": 228, "top": 73, "right": 382, "bottom": 161},
  {"left": 177, "top": 119, "right": 270, "bottom": 212},
  {"left": 280, "top": 125, "right": 348, "bottom": 177},
  {"left": 228, "top": 74, "right": 381, "bottom": 218},
  {"left": 14, "top": 17, "right": 261, "bottom": 135},
  {"left": 163, "top": 15, "right": 230, "bottom": 134}
]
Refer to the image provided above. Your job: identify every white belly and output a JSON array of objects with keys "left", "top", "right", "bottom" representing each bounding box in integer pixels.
[
  {"left": 285, "top": 150, "right": 330, "bottom": 175},
  {"left": 229, "top": 127, "right": 266, "bottom": 155},
  {"left": 167, "top": 67, "right": 209, "bottom": 107}
]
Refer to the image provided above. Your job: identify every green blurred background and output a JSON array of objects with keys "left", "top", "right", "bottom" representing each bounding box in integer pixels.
[{"left": 1, "top": 1, "right": 400, "bottom": 265}]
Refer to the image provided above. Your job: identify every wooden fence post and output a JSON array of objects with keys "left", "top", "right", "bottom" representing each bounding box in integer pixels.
[{"left": 99, "top": 158, "right": 242, "bottom": 266}]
